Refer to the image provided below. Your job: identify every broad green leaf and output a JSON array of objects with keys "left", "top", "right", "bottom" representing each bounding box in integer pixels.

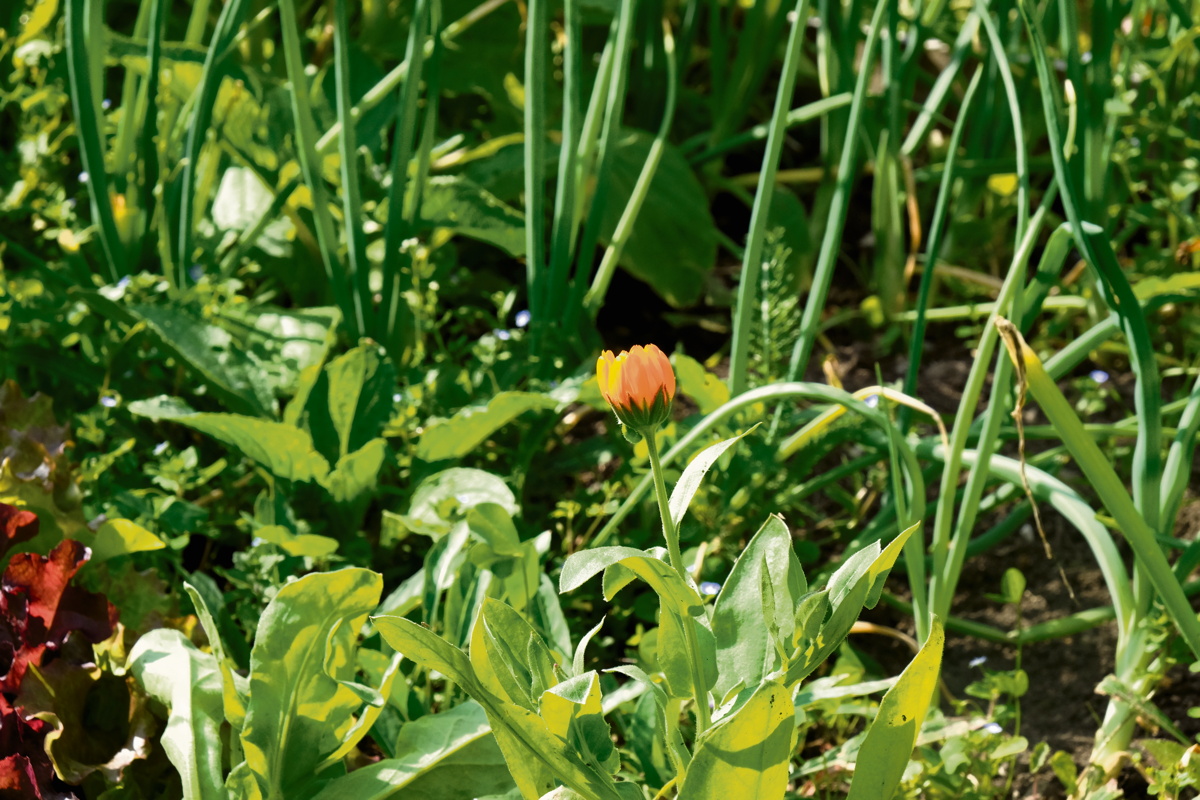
[
  {"left": 376, "top": 568, "right": 425, "bottom": 618},
  {"left": 211, "top": 167, "right": 295, "bottom": 257},
  {"left": 226, "top": 762, "right": 264, "bottom": 800},
  {"left": 89, "top": 518, "right": 166, "bottom": 563},
  {"left": 470, "top": 598, "right": 559, "bottom": 711},
  {"left": 255, "top": 525, "right": 339, "bottom": 558},
  {"left": 657, "top": 607, "right": 717, "bottom": 699},
  {"left": 712, "top": 515, "right": 805, "bottom": 698},
  {"left": 127, "top": 629, "right": 224, "bottom": 800},
  {"left": 559, "top": 547, "right": 703, "bottom": 617},
  {"left": 421, "top": 176, "right": 526, "bottom": 256},
  {"left": 677, "top": 681, "right": 795, "bottom": 800},
  {"left": 572, "top": 620, "right": 605, "bottom": 677},
  {"left": 317, "top": 649, "right": 404, "bottom": 771},
  {"left": 864, "top": 521, "right": 919, "bottom": 608},
  {"left": 847, "top": 618, "right": 944, "bottom": 800},
  {"left": 417, "top": 392, "right": 559, "bottom": 461},
  {"left": 540, "top": 672, "right": 617, "bottom": 773},
  {"left": 423, "top": 522, "right": 471, "bottom": 627},
  {"left": 184, "top": 583, "right": 249, "bottom": 742},
  {"left": 786, "top": 524, "right": 916, "bottom": 686},
  {"left": 668, "top": 428, "right": 756, "bottom": 531},
  {"left": 539, "top": 790, "right": 586, "bottom": 800},
  {"left": 601, "top": 131, "right": 717, "bottom": 307},
  {"left": 468, "top": 503, "right": 524, "bottom": 557},
  {"left": 239, "top": 569, "right": 383, "bottom": 799},
  {"left": 534, "top": 574, "right": 574, "bottom": 662},
  {"left": 672, "top": 354, "right": 731, "bottom": 415},
  {"left": 374, "top": 615, "right": 627, "bottom": 800},
  {"left": 326, "top": 346, "right": 387, "bottom": 457},
  {"left": 307, "top": 701, "right": 513, "bottom": 800},
  {"left": 215, "top": 305, "right": 339, "bottom": 414},
  {"left": 129, "top": 400, "right": 331, "bottom": 483},
  {"left": 129, "top": 304, "right": 274, "bottom": 416},
  {"left": 600, "top": 546, "right": 669, "bottom": 601},
  {"left": 403, "top": 468, "right": 519, "bottom": 536},
  {"left": 468, "top": 505, "right": 539, "bottom": 614},
  {"left": 320, "top": 437, "right": 388, "bottom": 503}
]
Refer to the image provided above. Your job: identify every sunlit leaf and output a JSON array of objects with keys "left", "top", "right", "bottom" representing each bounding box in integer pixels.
[
  {"left": 677, "top": 680, "right": 795, "bottom": 800},
  {"left": 307, "top": 701, "right": 514, "bottom": 800},
  {"left": 417, "top": 392, "right": 558, "bottom": 462},
  {"left": 127, "top": 629, "right": 225, "bottom": 800},
  {"left": 847, "top": 618, "right": 944, "bottom": 800},
  {"left": 129, "top": 400, "right": 331, "bottom": 484},
  {"left": 237, "top": 568, "right": 383, "bottom": 798}
]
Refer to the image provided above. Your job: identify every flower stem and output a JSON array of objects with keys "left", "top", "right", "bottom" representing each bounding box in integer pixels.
[
  {"left": 645, "top": 433, "right": 685, "bottom": 578},
  {"left": 645, "top": 432, "right": 711, "bottom": 734}
]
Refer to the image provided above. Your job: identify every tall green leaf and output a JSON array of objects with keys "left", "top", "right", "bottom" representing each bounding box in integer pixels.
[
  {"left": 130, "top": 304, "right": 275, "bottom": 416},
  {"left": 847, "top": 618, "right": 944, "bottom": 800},
  {"left": 711, "top": 515, "right": 805, "bottom": 698},
  {"left": 130, "top": 399, "right": 330, "bottom": 484},
  {"left": 127, "top": 629, "right": 225, "bottom": 800},
  {"left": 237, "top": 569, "right": 383, "bottom": 799},
  {"left": 373, "top": 615, "right": 627, "bottom": 800},
  {"left": 308, "top": 701, "right": 513, "bottom": 800},
  {"left": 676, "top": 681, "right": 795, "bottom": 800}
]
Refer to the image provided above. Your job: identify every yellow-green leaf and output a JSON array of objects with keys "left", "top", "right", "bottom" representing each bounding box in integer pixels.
[
  {"left": 677, "top": 681, "right": 795, "bottom": 800},
  {"left": 239, "top": 569, "right": 383, "bottom": 798},
  {"left": 417, "top": 392, "right": 558, "bottom": 462},
  {"left": 847, "top": 618, "right": 944, "bottom": 800},
  {"left": 672, "top": 354, "right": 730, "bottom": 415},
  {"left": 90, "top": 518, "right": 166, "bottom": 563}
]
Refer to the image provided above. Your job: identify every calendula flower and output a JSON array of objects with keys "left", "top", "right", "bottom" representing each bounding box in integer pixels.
[{"left": 596, "top": 344, "right": 675, "bottom": 436}]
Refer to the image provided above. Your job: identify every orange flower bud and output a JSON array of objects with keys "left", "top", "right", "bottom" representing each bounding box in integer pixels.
[{"left": 596, "top": 344, "right": 675, "bottom": 434}]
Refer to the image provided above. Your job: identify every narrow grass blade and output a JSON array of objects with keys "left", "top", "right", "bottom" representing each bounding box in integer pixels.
[
  {"left": 899, "top": 66, "right": 983, "bottom": 429},
  {"left": 727, "top": 0, "right": 813, "bottom": 397},
  {"left": 377, "top": 0, "right": 431, "bottom": 355},
  {"left": 566, "top": 2, "right": 637, "bottom": 340},
  {"left": 995, "top": 320, "right": 1200, "bottom": 660},
  {"left": 1018, "top": 0, "right": 1162, "bottom": 531},
  {"left": 545, "top": 0, "right": 583, "bottom": 322},
  {"left": 976, "top": 0, "right": 1029, "bottom": 239},
  {"left": 278, "top": 0, "right": 359, "bottom": 336},
  {"left": 175, "top": 0, "right": 252, "bottom": 287},
  {"left": 65, "top": 0, "right": 125, "bottom": 282},
  {"left": 774, "top": 0, "right": 888, "bottom": 418},
  {"left": 583, "top": 21, "right": 678, "bottom": 317},
  {"left": 333, "top": 0, "right": 371, "bottom": 338},
  {"left": 523, "top": 0, "right": 549, "bottom": 354}
]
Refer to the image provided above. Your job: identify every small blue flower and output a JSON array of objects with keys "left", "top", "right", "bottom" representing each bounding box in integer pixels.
[
  {"left": 100, "top": 395, "right": 117, "bottom": 408},
  {"left": 392, "top": 392, "right": 403, "bottom": 403},
  {"left": 153, "top": 441, "right": 169, "bottom": 456},
  {"left": 116, "top": 275, "right": 132, "bottom": 290},
  {"left": 78, "top": 171, "right": 89, "bottom": 183},
  {"left": 1089, "top": 369, "right": 1109, "bottom": 384},
  {"left": 983, "top": 722, "right": 1003, "bottom": 735},
  {"left": 699, "top": 581, "right": 721, "bottom": 596},
  {"left": 515, "top": 309, "right": 531, "bottom": 328},
  {"left": 494, "top": 329, "right": 511, "bottom": 341},
  {"left": 969, "top": 656, "right": 987, "bottom": 668},
  {"left": 864, "top": 394, "right": 880, "bottom": 409},
  {"left": 101, "top": 98, "right": 112, "bottom": 110}
]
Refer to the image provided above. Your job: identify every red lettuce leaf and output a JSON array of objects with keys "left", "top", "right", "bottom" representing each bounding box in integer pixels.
[
  {"left": 0, "top": 504, "right": 38, "bottom": 564},
  {"left": 0, "top": 540, "right": 116, "bottom": 693}
]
